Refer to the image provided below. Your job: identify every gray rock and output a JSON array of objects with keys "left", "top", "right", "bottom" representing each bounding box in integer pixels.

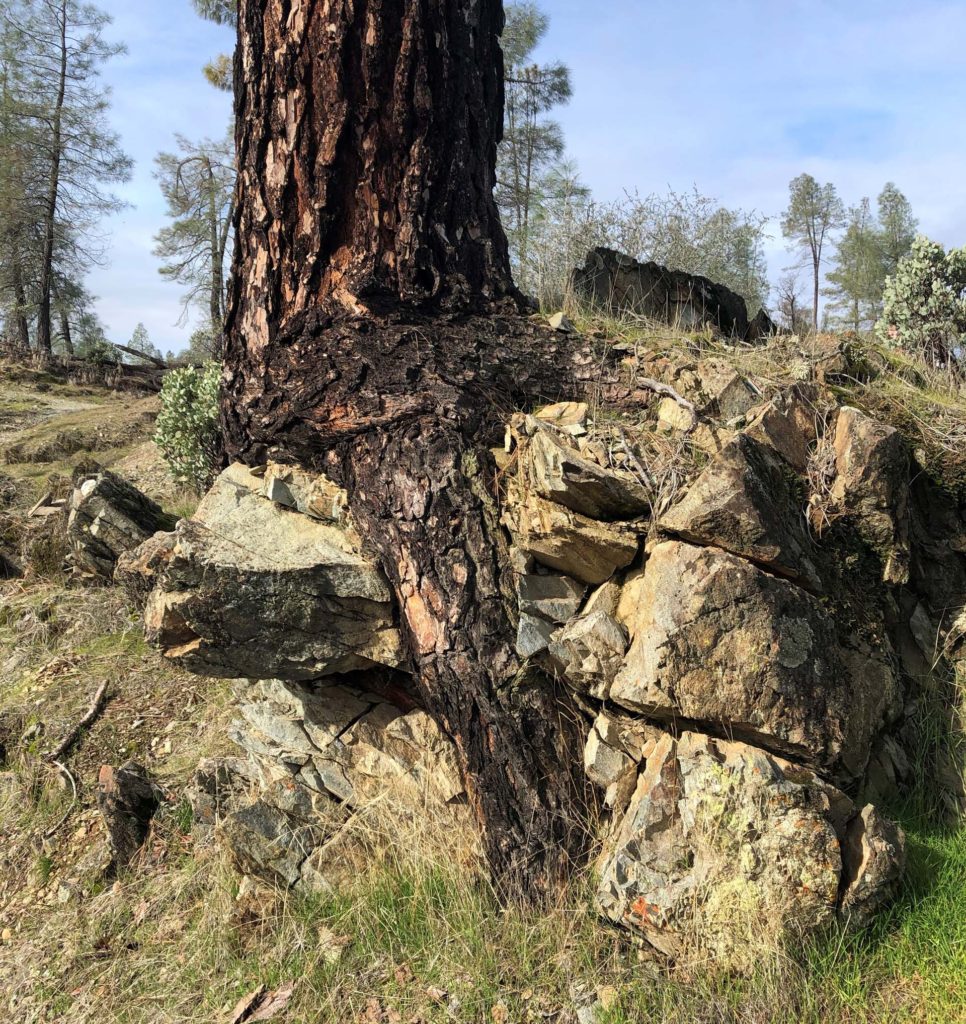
[
  {"left": 184, "top": 757, "right": 257, "bottom": 835},
  {"left": 548, "top": 610, "right": 628, "bottom": 697},
  {"left": 142, "top": 464, "right": 402, "bottom": 679},
  {"left": 515, "top": 572, "right": 586, "bottom": 658},
  {"left": 96, "top": 761, "right": 162, "bottom": 867}
]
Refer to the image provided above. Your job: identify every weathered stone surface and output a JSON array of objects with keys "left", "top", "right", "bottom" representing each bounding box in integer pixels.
[
  {"left": 515, "top": 571, "right": 585, "bottom": 658},
  {"left": 584, "top": 713, "right": 660, "bottom": 811},
  {"left": 611, "top": 542, "right": 900, "bottom": 777},
  {"left": 231, "top": 676, "right": 469, "bottom": 816},
  {"left": 503, "top": 487, "right": 639, "bottom": 585},
  {"left": 548, "top": 311, "right": 576, "bottom": 333},
  {"left": 142, "top": 464, "right": 402, "bottom": 679},
  {"left": 744, "top": 387, "right": 818, "bottom": 472},
  {"left": 68, "top": 469, "right": 174, "bottom": 579},
  {"left": 114, "top": 530, "right": 176, "bottom": 609},
  {"left": 548, "top": 610, "right": 628, "bottom": 697},
  {"left": 527, "top": 427, "right": 650, "bottom": 521},
  {"left": 184, "top": 756, "right": 257, "bottom": 836},
  {"left": 533, "top": 401, "right": 588, "bottom": 435},
  {"left": 659, "top": 433, "right": 821, "bottom": 588},
  {"left": 572, "top": 248, "right": 755, "bottom": 340},
  {"left": 596, "top": 732, "right": 904, "bottom": 966},
  {"left": 694, "top": 358, "right": 762, "bottom": 422},
  {"left": 223, "top": 672, "right": 477, "bottom": 890},
  {"left": 96, "top": 761, "right": 162, "bottom": 867},
  {"left": 840, "top": 805, "right": 906, "bottom": 927},
  {"left": 220, "top": 781, "right": 343, "bottom": 888},
  {"left": 829, "top": 407, "right": 910, "bottom": 584}
]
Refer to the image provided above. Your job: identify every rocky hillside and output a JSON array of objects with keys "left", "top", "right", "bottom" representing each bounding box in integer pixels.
[{"left": 0, "top": 333, "right": 964, "bottom": 1023}]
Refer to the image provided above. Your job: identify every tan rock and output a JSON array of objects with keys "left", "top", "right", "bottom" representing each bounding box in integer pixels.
[
  {"left": 829, "top": 407, "right": 910, "bottom": 584},
  {"left": 596, "top": 731, "right": 904, "bottom": 967},
  {"left": 744, "top": 387, "right": 818, "bottom": 472},
  {"left": 659, "top": 433, "right": 821, "bottom": 588},
  {"left": 503, "top": 487, "right": 639, "bottom": 585},
  {"left": 527, "top": 428, "right": 650, "bottom": 521},
  {"left": 611, "top": 541, "right": 900, "bottom": 778}
]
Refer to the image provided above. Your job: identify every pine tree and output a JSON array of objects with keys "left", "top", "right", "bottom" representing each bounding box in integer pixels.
[
  {"left": 153, "top": 131, "right": 235, "bottom": 350},
  {"left": 876, "top": 183, "right": 917, "bottom": 278},
  {"left": 781, "top": 174, "right": 846, "bottom": 331},
  {"left": 824, "top": 199, "right": 881, "bottom": 331},
  {"left": 497, "top": 3, "right": 572, "bottom": 280}
]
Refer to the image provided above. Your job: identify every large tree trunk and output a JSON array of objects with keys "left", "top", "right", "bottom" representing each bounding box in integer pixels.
[{"left": 222, "top": 0, "right": 590, "bottom": 893}]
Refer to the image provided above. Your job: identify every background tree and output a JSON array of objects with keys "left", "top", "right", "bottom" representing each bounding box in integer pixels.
[
  {"left": 876, "top": 182, "right": 917, "bottom": 278},
  {"left": 0, "top": 0, "right": 130, "bottom": 356},
  {"left": 781, "top": 173, "right": 845, "bottom": 331},
  {"left": 775, "top": 271, "right": 810, "bottom": 334},
  {"left": 824, "top": 199, "right": 881, "bottom": 331},
  {"left": 497, "top": 2, "right": 573, "bottom": 282},
  {"left": 192, "top": 0, "right": 236, "bottom": 92},
  {"left": 154, "top": 132, "right": 235, "bottom": 353}
]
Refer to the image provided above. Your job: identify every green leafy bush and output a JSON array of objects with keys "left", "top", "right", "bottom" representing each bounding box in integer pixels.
[
  {"left": 154, "top": 361, "right": 221, "bottom": 492},
  {"left": 876, "top": 235, "right": 966, "bottom": 370}
]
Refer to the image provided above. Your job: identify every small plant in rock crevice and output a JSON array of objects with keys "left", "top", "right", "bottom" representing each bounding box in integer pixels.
[{"left": 154, "top": 361, "right": 222, "bottom": 493}]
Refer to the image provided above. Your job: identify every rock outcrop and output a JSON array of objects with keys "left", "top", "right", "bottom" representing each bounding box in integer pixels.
[
  {"left": 140, "top": 463, "right": 402, "bottom": 679},
  {"left": 68, "top": 468, "right": 174, "bottom": 579},
  {"left": 608, "top": 542, "right": 899, "bottom": 779},
  {"left": 123, "top": 320, "right": 966, "bottom": 966},
  {"left": 222, "top": 672, "right": 475, "bottom": 891},
  {"left": 571, "top": 247, "right": 775, "bottom": 342}
]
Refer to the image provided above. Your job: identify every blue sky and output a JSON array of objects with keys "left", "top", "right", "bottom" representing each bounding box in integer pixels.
[{"left": 88, "top": 0, "right": 966, "bottom": 352}]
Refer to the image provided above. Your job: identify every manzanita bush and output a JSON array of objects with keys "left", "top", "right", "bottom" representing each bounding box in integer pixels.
[
  {"left": 155, "top": 361, "right": 221, "bottom": 492},
  {"left": 877, "top": 235, "right": 966, "bottom": 372}
]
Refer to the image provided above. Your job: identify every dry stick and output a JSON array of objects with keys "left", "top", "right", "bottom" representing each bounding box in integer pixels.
[
  {"left": 46, "top": 679, "right": 110, "bottom": 763},
  {"left": 635, "top": 375, "right": 698, "bottom": 433}
]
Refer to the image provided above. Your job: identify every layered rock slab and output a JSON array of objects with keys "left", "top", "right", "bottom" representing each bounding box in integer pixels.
[
  {"left": 142, "top": 464, "right": 402, "bottom": 679},
  {"left": 611, "top": 541, "right": 900, "bottom": 778},
  {"left": 596, "top": 731, "right": 905, "bottom": 967},
  {"left": 68, "top": 469, "right": 174, "bottom": 579}
]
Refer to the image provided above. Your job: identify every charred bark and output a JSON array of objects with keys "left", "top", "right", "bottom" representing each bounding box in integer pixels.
[{"left": 224, "top": 1, "right": 593, "bottom": 892}]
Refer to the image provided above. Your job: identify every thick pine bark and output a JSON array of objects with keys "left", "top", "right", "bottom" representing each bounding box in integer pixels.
[{"left": 224, "top": 0, "right": 589, "bottom": 892}]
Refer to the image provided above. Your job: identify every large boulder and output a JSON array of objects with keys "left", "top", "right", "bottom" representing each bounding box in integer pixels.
[
  {"left": 596, "top": 732, "right": 904, "bottom": 968},
  {"left": 611, "top": 542, "right": 900, "bottom": 778},
  {"left": 572, "top": 248, "right": 758, "bottom": 341},
  {"left": 68, "top": 469, "right": 175, "bottom": 579},
  {"left": 141, "top": 464, "right": 402, "bottom": 679},
  {"left": 659, "top": 433, "right": 821, "bottom": 589}
]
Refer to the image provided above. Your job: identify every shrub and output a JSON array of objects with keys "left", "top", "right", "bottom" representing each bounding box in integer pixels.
[
  {"left": 154, "top": 361, "right": 221, "bottom": 492},
  {"left": 876, "top": 235, "right": 966, "bottom": 372}
]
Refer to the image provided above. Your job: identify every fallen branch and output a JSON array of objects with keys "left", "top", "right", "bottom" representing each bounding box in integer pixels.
[
  {"left": 636, "top": 375, "right": 698, "bottom": 433},
  {"left": 111, "top": 342, "right": 167, "bottom": 369},
  {"left": 46, "top": 680, "right": 110, "bottom": 762},
  {"left": 42, "top": 760, "right": 79, "bottom": 839}
]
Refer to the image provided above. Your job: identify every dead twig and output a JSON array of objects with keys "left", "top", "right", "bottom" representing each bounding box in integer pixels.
[
  {"left": 636, "top": 375, "right": 698, "bottom": 433},
  {"left": 46, "top": 679, "right": 110, "bottom": 763},
  {"left": 42, "top": 760, "right": 79, "bottom": 839}
]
